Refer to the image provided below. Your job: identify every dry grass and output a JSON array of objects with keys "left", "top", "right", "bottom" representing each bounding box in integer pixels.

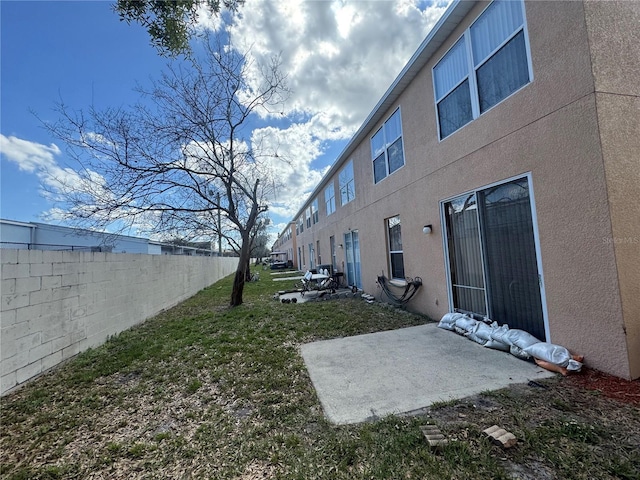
[{"left": 1, "top": 269, "right": 639, "bottom": 479}]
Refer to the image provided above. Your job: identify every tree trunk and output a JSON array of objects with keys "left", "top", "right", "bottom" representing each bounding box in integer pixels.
[
  {"left": 245, "top": 257, "right": 252, "bottom": 282},
  {"left": 230, "top": 235, "right": 251, "bottom": 306},
  {"left": 231, "top": 268, "right": 245, "bottom": 307}
]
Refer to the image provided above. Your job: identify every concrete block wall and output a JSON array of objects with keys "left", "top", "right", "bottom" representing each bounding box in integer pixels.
[{"left": 0, "top": 249, "right": 238, "bottom": 395}]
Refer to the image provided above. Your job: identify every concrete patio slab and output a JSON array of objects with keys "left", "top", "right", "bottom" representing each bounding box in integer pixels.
[{"left": 301, "top": 323, "right": 554, "bottom": 425}]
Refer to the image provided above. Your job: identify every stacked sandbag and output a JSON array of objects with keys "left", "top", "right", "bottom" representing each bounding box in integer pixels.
[
  {"left": 437, "top": 313, "right": 583, "bottom": 374},
  {"left": 437, "top": 312, "right": 467, "bottom": 331},
  {"left": 467, "top": 322, "right": 510, "bottom": 351},
  {"left": 438, "top": 314, "right": 513, "bottom": 352},
  {"left": 490, "top": 327, "right": 541, "bottom": 359},
  {"left": 454, "top": 316, "right": 478, "bottom": 336}
]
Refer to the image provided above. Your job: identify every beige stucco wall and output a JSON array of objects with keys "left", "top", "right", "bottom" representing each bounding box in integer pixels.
[
  {"left": 596, "top": 94, "right": 640, "bottom": 379},
  {"left": 583, "top": 0, "right": 640, "bottom": 98},
  {"left": 583, "top": 0, "right": 640, "bottom": 378},
  {"left": 276, "top": 1, "right": 636, "bottom": 378}
]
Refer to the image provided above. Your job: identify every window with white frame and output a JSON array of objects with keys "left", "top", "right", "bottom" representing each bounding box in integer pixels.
[
  {"left": 339, "top": 160, "right": 355, "bottom": 206},
  {"left": 371, "top": 108, "right": 404, "bottom": 183},
  {"left": 325, "top": 183, "right": 336, "bottom": 216},
  {"left": 311, "top": 198, "right": 319, "bottom": 224},
  {"left": 387, "top": 215, "right": 405, "bottom": 279},
  {"left": 305, "top": 207, "right": 311, "bottom": 228},
  {"left": 297, "top": 215, "right": 304, "bottom": 234},
  {"left": 433, "top": 0, "right": 532, "bottom": 140}
]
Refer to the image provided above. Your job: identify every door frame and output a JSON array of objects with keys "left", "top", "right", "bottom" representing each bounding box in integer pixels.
[
  {"left": 440, "top": 172, "right": 550, "bottom": 340},
  {"left": 344, "top": 230, "right": 362, "bottom": 289}
]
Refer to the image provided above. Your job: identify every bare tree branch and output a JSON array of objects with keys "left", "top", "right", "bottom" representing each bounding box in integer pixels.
[{"left": 42, "top": 34, "right": 289, "bottom": 306}]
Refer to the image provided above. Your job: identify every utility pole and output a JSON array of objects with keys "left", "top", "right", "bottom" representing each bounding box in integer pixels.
[{"left": 217, "top": 191, "right": 222, "bottom": 256}]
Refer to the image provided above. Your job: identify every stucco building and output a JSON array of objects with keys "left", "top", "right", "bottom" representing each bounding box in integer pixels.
[{"left": 273, "top": 0, "right": 639, "bottom": 379}]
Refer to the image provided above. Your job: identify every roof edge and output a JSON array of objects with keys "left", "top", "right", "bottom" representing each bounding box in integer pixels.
[{"left": 278, "top": 0, "right": 477, "bottom": 238}]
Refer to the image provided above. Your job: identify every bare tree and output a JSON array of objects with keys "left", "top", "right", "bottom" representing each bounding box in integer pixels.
[{"left": 43, "top": 35, "right": 289, "bottom": 306}]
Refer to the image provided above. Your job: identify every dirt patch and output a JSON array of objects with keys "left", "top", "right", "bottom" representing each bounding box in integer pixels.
[{"left": 418, "top": 373, "right": 640, "bottom": 480}]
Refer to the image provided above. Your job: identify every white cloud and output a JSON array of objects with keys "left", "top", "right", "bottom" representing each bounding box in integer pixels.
[
  {"left": 0, "top": 134, "right": 60, "bottom": 173},
  {"left": 0, "top": 133, "right": 113, "bottom": 222},
  {"left": 251, "top": 122, "right": 331, "bottom": 219},
  {"left": 227, "top": 0, "right": 449, "bottom": 130},
  {"left": 194, "top": 2, "right": 224, "bottom": 32},
  {"left": 206, "top": 0, "right": 450, "bottom": 230},
  {"left": 0, "top": 134, "right": 98, "bottom": 194}
]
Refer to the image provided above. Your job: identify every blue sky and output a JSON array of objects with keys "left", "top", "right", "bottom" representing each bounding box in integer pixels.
[
  {"left": 1, "top": 0, "right": 449, "bottom": 241},
  {"left": 1, "top": 0, "right": 168, "bottom": 221}
]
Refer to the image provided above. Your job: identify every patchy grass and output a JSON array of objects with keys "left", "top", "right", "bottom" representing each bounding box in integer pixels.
[{"left": 1, "top": 268, "right": 639, "bottom": 479}]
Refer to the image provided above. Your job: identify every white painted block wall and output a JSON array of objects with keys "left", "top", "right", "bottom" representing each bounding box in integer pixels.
[{"left": 0, "top": 249, "right": 238, "bottom": 395}]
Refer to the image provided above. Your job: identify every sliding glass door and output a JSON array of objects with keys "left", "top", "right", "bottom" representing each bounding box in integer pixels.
[
  {"left": 443, "top": 177, "right": 545, "bottom": 340},
  {"left": 444, "top": 193, "right": 487, "bottom": 316}
]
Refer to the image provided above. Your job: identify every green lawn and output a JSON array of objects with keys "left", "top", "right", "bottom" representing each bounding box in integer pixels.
[{"left": 1, "top": 268, "right": 638, "bottom": 479}]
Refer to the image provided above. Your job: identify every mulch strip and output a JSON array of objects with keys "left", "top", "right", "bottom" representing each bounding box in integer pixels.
[{"left": 564, "top": 368, "right": 640, "bottom": 405}]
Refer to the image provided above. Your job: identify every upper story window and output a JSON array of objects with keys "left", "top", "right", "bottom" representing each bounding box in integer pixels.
[
  {"left": 433, "top": 0, "right": 531, "bottom": 140},
  {"left": 311, "top": 198, "right": 319, "bottom": 224},
  {"left": 305, "top": 207, "right": 311, "bottom": 228},
  {"left": 297, "top": 215, "right": 304, "bottom": 234},
  {"left": 371, "top": 108, "right": 404, "bottom": 183},
  {"left": 339, "top": 160, "right": 355, "bottom": 206},
  {"left": 325, "top": 182, "right": 336, "bottom": 216}
]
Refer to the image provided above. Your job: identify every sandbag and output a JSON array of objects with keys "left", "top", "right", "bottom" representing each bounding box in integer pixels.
[
  {"left": 508, "top": 330, "right": 541, "bottom": 359},
  {"left": 463, "top": 321, "right": 510, "bottom": 351},
  {"left": 484, "top": 337, "right": 511, "bottom": 352},
  {"left": 472, "top": 322, "right": 497, "bottom": 341},
  {"left": 506, "top": 329, "right": 541, "bottom": 349},
  {"left": 510, "top": 344, "right": 531, "bottom": 360},
  {"left": 466, "top": 321, "right": 496, "bottom": 345},
  {"left": 567, "top": 359, "right": 583, "bottom": 372},
  {"left": 491, "top": 327, "right": 541, "bottom": 349},
  {"left": 465, "top": 323, "right": 489, "bottom": 345},
  {"left": 484, "top": 339, "right": 509, "bottom": 352},
  {"left": 489, "top": 324, "right": 511, "bottom": 344},
  {"left": 437, "top": 312, "right": 465, "bottom": 331},
  {"left": 454, "top": 316, "right": 477, "bottom": 335},
  {"left": 524, "top": 342, "right": 583, "bottom": 372},
  {"left": 524, "top": 342, "right": 571, "bottom": 367}
]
